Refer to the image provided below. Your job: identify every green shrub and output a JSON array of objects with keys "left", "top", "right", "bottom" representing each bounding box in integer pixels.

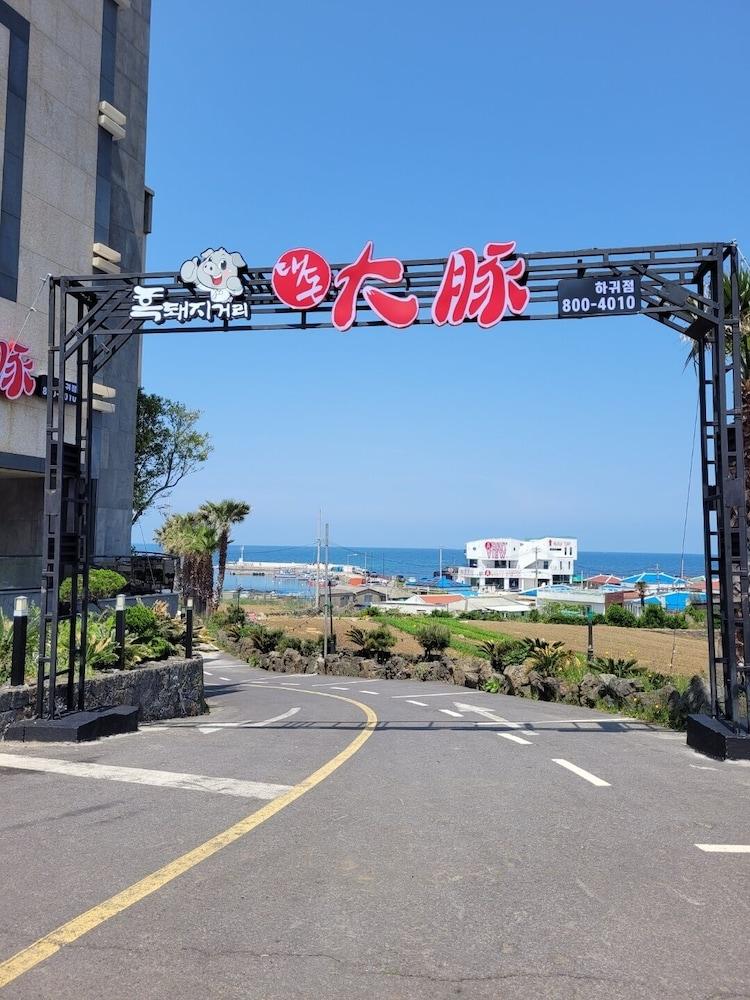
[
  {"left": 300, "top": 636, "right": 323, "bottom": 656},
  {"left": 146, "top": 636, "right": 172, "bottom": 661},
  {"left": 277, "top": 635, "right": 302, "bottom": 652},
  {"left": 592, "top": 655, "right": 639, "bottom": 678},
  {"left": 591, "top": 613, "right": 606, "bottom": 625},
  {"left": 524, "top": 638, "right": 574, "bottom": 675},
  {"left": 414, "top": 622, "right": 451, "bottom": 658},
  {"left": 247, "top": 625, "right": 284, "bottom": 653},
  {"left": 605, "top": 604, "right": 638, "bottom": 628},
  {"left": 363, "top": 605, "right": 381, "bottom": 617},
  {"left": 527, "top": 609, "right": 540, "bottom": 622},
  {"left": 59, "top": 569, "right": 127, "bottom": 604},
  {"left": 363, "top": 624, "right": 396, "bottom": 662},
  {"left": 482, "top": 676, "right": 503, "bottom": 693},
  {"left": 124, "top": 604, "right": 160, "bottom": 641},
  {"left": 479, "top": 638, "right": 529, "bottom": 671},
  {"left": 430, "top": 609, "right": 453, "bottom": 618}
]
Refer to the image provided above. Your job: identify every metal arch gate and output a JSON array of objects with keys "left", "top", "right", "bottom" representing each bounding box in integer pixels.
[{"left": 36, "top": 241, "right": 750, "bottom": 753}]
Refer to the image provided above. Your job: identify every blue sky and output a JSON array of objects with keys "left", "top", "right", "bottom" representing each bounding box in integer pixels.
[{"left": 135, "top": 0, "right": 749, "bottom": 553}]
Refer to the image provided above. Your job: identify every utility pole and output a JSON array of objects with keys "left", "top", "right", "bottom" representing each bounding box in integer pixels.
[
  {"left": 439, "top": 547, "right": 443, "bottom": 580},
  {"left": 323, "top": 522, "right": 330, "bottom": 656},
  {"left": 315, "top": 510, "right": 322, "bottom": 612}
]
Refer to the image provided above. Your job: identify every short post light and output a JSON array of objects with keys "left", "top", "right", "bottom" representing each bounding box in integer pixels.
[
  {"left": 185, "top": 597, "right": 194, "bottom": 658},
  {"left": 11, "top": 596, "right": 28, "bottom": 686},
  {"left": 115, "top": 594, "right": 126, "bottom": 671},
  {"left": 586, "top": 610, "right": 594, "bottom": 664}
]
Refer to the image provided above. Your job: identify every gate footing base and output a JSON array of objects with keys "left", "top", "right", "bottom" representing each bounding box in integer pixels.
[
  {"left": 686, "top": 714, "right": 750, "bottom": 761},
  {"left": 5, "top": 705, "right": 139, "bottom": 743}
]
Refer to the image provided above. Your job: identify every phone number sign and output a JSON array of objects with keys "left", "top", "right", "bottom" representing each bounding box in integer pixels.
[{"left": 557, "top": 275, "right": 641, "bottom": 318}]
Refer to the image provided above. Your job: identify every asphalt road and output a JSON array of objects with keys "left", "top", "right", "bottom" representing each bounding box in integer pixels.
[{"left": 1, "top": 648, "right": 749, "bottom": 999}]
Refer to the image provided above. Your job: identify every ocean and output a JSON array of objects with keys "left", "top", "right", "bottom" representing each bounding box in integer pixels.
[{"left": 208, "top": 544, "right": 707, "bottom": 597}]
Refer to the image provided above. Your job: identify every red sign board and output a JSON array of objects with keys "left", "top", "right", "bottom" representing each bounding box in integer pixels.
[{"left": 0, "top": 340, "right": 36, "bottom": 400}]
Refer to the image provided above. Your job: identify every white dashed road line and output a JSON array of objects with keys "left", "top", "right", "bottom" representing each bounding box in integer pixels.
[
  {"left": 439, "top": 709, "right": 463, "bottom": 718},
  {"left": 198, "top": 707, "right": 301, "bottom": 734},
  {"left": 695, "top": 844, "right": 750, "bottom": 853},
  {"left": 203, "top": 671, "right": 213, "bottom": 677},
  {"left": 330, "top": 686, "right": 349, "bottom": 691},
  {"left": 359, "top": 690, "right": 379, "bottom": 695},
  {"left": 391, "top": 692, "right": 458, "bottom": 699},
  {"left": 498, "top": 733, "right": 532, "bottom": 745},
  {"left": 0, "top": 754, "right": 293, "bottom": 800},
  {"left": 219, "top": 676, "right": 232, "bottom": 682},
  {"left": 406, "top": 700, "right": 428, "bottom": 707},
  {"left": 552, "top": 758, "right": 611, "bottom": 787}
]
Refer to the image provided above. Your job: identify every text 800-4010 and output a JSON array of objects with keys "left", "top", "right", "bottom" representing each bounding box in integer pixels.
[
  {"left": 556, "top": 275, "right": 641, "bottom": 318},
  {"left": 561, "top": 294, "right": 637, "bottom": 314}
]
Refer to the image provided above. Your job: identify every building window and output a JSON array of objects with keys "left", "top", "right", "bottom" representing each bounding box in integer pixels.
[
  {"left": 509, "top": 578, "right": 519, "bottom": 589},
  {"left": 468, "top": 559, "right": 477, "bottom": 568},
  {"left": 0, "top": 2, "right": 29, "bottom": 302}
]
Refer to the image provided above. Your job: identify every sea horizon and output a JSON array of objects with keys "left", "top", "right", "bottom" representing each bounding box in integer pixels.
[{"left": 140, "top": 541, "right": 707, "bottom": 586}]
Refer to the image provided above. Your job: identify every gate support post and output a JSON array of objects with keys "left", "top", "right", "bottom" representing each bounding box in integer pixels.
[{"left": 688, "top": 244, "right": 750, "bottom": 758}]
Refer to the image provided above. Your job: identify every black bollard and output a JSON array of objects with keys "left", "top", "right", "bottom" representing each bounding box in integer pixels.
[
  {"left": 11, "top": 596, "right": 28, "bottom": 686},
  {"left": 115, "top": 594, "right": 126, "bottom": 671},
  {"left": 185, "top": 597, "right": 193, "bottom": 658}
]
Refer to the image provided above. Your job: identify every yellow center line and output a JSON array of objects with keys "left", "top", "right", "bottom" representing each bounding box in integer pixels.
[{"left": 0, "top": 688, "right": 377, "bottom": 990}]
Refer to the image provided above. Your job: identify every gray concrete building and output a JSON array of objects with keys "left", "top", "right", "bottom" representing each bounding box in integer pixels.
[{"left": 0, "top": 0, "right": 151, "bottom": 609}]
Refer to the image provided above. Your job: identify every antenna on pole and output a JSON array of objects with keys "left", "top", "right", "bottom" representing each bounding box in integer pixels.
[{"left": 323, "top": 522, "right": 330, "bottom": 656}]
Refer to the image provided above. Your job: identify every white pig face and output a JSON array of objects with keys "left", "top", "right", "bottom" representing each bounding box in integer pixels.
[{"left": 180, "top": 248, "right": 247, "bottom": 302}]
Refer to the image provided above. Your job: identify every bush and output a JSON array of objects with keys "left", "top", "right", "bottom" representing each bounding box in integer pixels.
[
  {"left": 59, "top": 569, "right": 127, "bottom": 604},
  {"left": 592, "top": 655, "right": 639, "bottom": 678},
  {"left": 415, "top": 622, "right": 451, "bottom": 658},
  {"left": 527, "top": 609, "right": 540, "bottom": 622},
  {"left": 146, "top": 636, "right": 172, "bottom": 661},
  {"left": 605, "top": 604, "right": 638, "bottom": 628},
  {"left": 363, "top": 624, "right": 396, "bottom": 662},
  {"left": 277, "top": 635, "right": 302, "bottom": 652},
  {"left": 479, "top": 638, "right": 529, "bottom": 671},
  {"left": 430, "top": 609, "right": 453, "bottom": 618},
  {"left": 124, "top": 604, "right": 160, "bottom": 641},
  {"left": 300, "top": 636, "right": 323, "bottom": 656},
  {"left": 246, "top": 625, "right": 284, "bottom": 653},
  {"left": 591, "top": 613, "right": 606, "bottom": 625},
  {"left": 524, "top": 638, "right": 574, "bottom": 675},
  {"left": 363, "top": 605, "right": 381, "bottom": 617}
]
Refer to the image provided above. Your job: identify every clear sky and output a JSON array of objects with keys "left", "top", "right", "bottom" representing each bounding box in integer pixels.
[{"left": 135, "top": 0, "right": 749, "bottom": 553}]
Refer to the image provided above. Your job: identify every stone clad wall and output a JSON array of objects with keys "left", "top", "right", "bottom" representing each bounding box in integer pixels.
[{"left": 0, "top": 656, "right": 204, "bottom": 739}]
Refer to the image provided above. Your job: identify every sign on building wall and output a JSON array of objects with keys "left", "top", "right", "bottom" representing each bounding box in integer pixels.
[
  {"left": 0, "top": 340, "right": 36, "bottom": 400},
  {"left": 129, "top": 241, "right": 531, "bottom": 330},
  {"left": 484, "top": 541, "right": 508, "bottom": 559}
]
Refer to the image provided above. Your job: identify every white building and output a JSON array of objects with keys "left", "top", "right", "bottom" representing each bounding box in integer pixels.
[{"left": 457, "top": 537, "right": 577, "bottom": 593}]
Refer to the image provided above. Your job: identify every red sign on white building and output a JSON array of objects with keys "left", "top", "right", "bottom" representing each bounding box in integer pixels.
[{"left": 0, "top": 340, "right": 36, "bottom": 400}]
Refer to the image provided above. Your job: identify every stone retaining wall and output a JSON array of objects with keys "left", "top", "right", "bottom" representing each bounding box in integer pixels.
[
  {"left": 217, "top": 635, "right": 710, "bottom": 730},
  {"left": 0, "top": 657, "right": 205, "bottom": 739}
]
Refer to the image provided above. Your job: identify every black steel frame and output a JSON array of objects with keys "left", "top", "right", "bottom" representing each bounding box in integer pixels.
[{"left": 36, "top": 242, "right": 750, "bottom": 735}]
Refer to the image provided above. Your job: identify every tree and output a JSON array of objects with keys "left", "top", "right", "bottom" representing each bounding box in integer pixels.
[
  {"left": 132, "top": 390, "right": 212, "bottom": 525},
  {"left": 634, "top": 581, "right": 647, "bottom": 612},
  {"left": 199, "top": 499, "right": 252, "bottom": 604},
  {"left": 154, "top": 512, "right": 219, "bottom": 614},
  {"left": 414, "top": 622, "right": 451, "bottom": 659}
]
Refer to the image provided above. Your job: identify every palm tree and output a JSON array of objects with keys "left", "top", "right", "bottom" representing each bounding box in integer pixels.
[
  {"left": 155, "top": 512, "right": 220, "bottom": 614},
  {"left": 200, "top": 500, "right": 252, "bottom": 605},
  {"left": 635, "top": 581, "right": 647, "bottom": 612}
]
